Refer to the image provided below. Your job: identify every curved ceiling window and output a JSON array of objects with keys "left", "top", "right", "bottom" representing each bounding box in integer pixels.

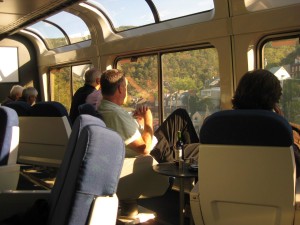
[
  {"left": 152, "top": 0, "right": 214, "bottom": 21},
  {"left": 245, "top": 0, "right": 300, "bottom": 11},
  {"left": 88, "top": 0, "right": 155, "bottom": 31},
  {"left": 26, "top": 11, "right": 90, "bottom": 49},
  {"left": 87, "top": 0, "right": 214, "bottom": 32}
]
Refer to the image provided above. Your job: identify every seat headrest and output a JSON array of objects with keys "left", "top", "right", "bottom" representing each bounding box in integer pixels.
[
  {"left": 78, "top": 103, "right": 104, "bottom": 120},
  {"left": 30, "top": 101, "right": 69, "bottom": 117},
  {"left": 200, "top": 109, "right": 293, "bottom": 147},
  {"left": 5, "top": 101, "right": 31, "bottom": 116}
]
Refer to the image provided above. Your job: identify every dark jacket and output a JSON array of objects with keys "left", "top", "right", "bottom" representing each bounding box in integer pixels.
[{"left": 69, "top": 84, "right": 95, "bottom": 124}]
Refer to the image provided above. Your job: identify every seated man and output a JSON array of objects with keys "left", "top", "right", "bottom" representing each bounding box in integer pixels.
[
  {"left": 97, "top": 69, "right": 200, "bottom": 163},
  {"left": 2, "top": 85, "right": 24, "bottom": 105},
  {"left": 19, "top": 86, "right": 38, "bottom": 106}
]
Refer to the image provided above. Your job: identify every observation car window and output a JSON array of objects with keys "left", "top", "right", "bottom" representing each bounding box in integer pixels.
[
  {"left": 26, "top": 21, "right": 68, "bottom": 49},
  {"left": 25, "top": 11, "right": 90, "bottom": 49},
  {"left": 50, "top": 64, "right": 92, "bottom": 112},
  {"left": 152, "top": 0, "right": 214, "bottom": 21},
  {"left": 262, "top": 37, "right": 300, "bottom": 123},
  {"left": 87, "top": 0, "right": 214, "bottom": 32},
  {"left": 117, "top": 55, "right": 159, "bottom": 130},
  {"left": 245, "top": 0, "right": 300, "bottom": 12},
  {"left": 116, "top": 47, "right": 220, "bottom": 133},
  {"left": 162, "top": 48, "right": 220, "bottom": 134},
  {"left": 88, "top": 0, "right": 155, "bottom": 31}
]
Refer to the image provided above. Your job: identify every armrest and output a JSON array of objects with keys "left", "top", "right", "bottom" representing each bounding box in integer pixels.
[
  {"left": 0, "top": 190, "right": 51, "bottom": 221},
  {"left": 117, "top": 155, "right": 169, "bottom": 200},
  {"left": 88, "top": 194, "right": 118, "bottom": 225},
  {"left": 0, "top": 164, "right": 20, "bottom": 190}
]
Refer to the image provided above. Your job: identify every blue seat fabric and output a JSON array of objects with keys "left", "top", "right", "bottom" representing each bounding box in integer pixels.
[
  {"left": 5, "top": 101, "right": 31, "bottom": 116},
  {"left": 30, "top": 101, "right": 71, "bottom": 125},
  {"left": 48, "top": 115, "right": 124, "bottom": 225},
  {"left": 30, "top": 101, "right": 68, "bottom": 117},
  {"left": 200, "top": 109, "right": 293, "bottom": 147}
]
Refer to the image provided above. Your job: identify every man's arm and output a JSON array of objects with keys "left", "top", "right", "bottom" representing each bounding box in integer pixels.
[{"left": 128, "top": 106, "right": 153, "bottom": 155}]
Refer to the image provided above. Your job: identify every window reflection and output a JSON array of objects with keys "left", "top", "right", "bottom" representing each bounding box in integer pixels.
[{"left": 263, "top": 37, "right": 300, "bottom": 123}]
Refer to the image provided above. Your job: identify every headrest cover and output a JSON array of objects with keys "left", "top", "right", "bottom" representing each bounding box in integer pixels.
[
  {"left": 200, "top": 109, "right": 293, "bottom": 147},
  {"left": 30, "top": 101, "right": 68, "bottom": 117},
  {"left": 5, "top": 101, "right": 31, "bottom": 116}
]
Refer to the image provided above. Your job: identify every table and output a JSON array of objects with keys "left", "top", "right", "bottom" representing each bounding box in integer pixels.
[{"left": 153, "top": 162, "right": 198, "bottom": 225}]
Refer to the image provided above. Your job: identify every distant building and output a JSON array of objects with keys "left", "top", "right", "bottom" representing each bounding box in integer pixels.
[{"left": 269, "top": 66, "right": 291, "bottom": 80}]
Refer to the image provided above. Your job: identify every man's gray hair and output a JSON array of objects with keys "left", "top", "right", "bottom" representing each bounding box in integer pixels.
[
  {"left": 85, "top": 68, "right": 101, "bottom": 85},
  {"left": 10, "top": 85, "right": 24, "bottom": 99},
  {"left": 22, "top": 87, "right": 38, "bottom": 100}
]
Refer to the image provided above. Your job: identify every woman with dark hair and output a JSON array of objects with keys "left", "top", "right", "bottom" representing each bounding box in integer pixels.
[
  {"left": 232, "top": 69, "right": 282, "bottom": 110},
  {"left": 232, "top": 69, "right": 300, "bottom": 177}
]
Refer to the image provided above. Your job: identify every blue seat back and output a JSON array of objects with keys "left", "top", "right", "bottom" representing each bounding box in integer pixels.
[
  {"left": 30, "top": 101, "right": 71, "bottom": 125},
  {"left": 200, "top": 109, "right": 293, "bottom": 146},
  {"left": 5, "top": 101, "right": 31, "bottom": 116},
  {"left": 48, "top": 115, "right": 125, "bottom": 225}
]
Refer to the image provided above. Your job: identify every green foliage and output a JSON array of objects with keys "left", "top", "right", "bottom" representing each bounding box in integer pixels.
[{"left": 264, "top": 38, "right": 300, "bottom": 122}]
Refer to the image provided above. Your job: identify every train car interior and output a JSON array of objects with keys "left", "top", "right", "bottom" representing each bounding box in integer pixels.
[{"left": 0, "top": 0, "right": 300, "bottom": 224}]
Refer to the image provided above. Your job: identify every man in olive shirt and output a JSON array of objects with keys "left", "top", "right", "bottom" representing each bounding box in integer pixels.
[{"left": 98, "top": 69, "right": 199, "bottom": 163}]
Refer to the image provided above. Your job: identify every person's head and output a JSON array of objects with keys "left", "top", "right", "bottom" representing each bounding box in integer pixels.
[
  {"left": 232, "top": 69, "right": 282, "bottom": 110},
  {"left": 22, "top": 87, "right": 38, "bottom": 106},
  {"left": 84, "top": 68, "right": 101, "bottom": 89},
  {"left": 100, "top": 69, "right": 127, "bottom": 105},
  {"left": 9, "top": 85, "right": 24, "bottom": 101}
]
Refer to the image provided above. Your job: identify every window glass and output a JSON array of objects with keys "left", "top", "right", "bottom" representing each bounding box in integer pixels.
[
  {"left": 162, "top": 48, "right": 220, "bottom": 134},
  {"left": 245, "top": 0, "right": 300, "bottom": 12},
  {"left": 27, "top": 21, "right": 68, "bottom": 49},
  {"left": 116, "top": 47, "right": 220, "bottom": 133},
  {"left": 88, "top": 0, "right": 214, "bottom": 32},
  {"left": 26, "top": 11, "right": 90, "bottom": 49},
  {"left": 50, "top": 67, "right": 71, "bottom": 111},
  {"left": 72, "top": 64, "right": 92, "bottom": 94},
  {"left": 89, "top": 0, "right": 154, "bottom": 31},
  {"left": 50, "top": 64, "right": 92, "bottom": 112},
  {"left": 117, "top": 56, "right": 159, "bottom": 129},
  {"left": 152, "top": 0, "right": 214, "bottom": 21},
  {"left": 46, "top": 11, "right": 91, "bottom": 43},
  {"left": 263, "top": 37, "right": 300, "bottom": 123}
]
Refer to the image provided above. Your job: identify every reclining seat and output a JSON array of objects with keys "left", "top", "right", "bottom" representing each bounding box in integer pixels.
[
  {"left": 190, "top": 109, "right": 298, "bottom": 225},
  {"left": 0, "top": 114, "right": 125, "bottom": 225},
  {"left": 79, "top": 105, "right": 170, "bottom": 221},
  {"left": 18, "top": 101, "right": 71, "bottom": 168},
  {"left": 0, "top": 106, "right": 20, "bottom": 190},
  {"left": 48, "top": 114, "right": 125, "bottom": 225}
]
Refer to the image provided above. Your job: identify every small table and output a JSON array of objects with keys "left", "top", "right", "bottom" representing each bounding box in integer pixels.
[{"left": 153, "top": 162, "right": 198, "bottom": 225}]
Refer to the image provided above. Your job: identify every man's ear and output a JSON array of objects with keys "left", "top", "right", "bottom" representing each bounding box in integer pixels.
[
  {"left": 117, "top": 84, "right": 122, "bottom": 93},
  {"left": 96, "top": 77, "right": 100, "bottom": 84}
]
